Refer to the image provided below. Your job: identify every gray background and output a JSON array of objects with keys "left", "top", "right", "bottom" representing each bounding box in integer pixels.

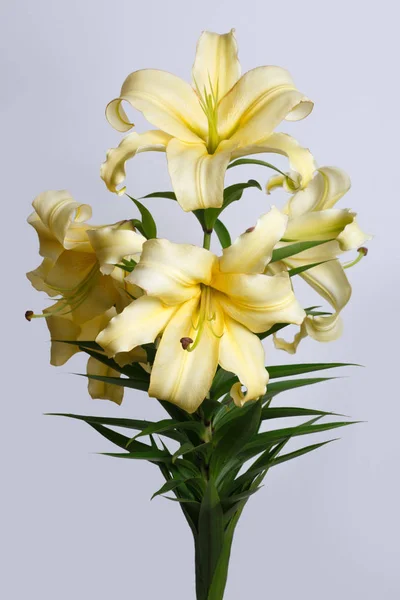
[{"left": 2, "top": 0, "right": 399, "bottom": 598}]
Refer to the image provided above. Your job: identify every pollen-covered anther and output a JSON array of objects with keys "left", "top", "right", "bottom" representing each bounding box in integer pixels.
[
  {"left": 180, "top": 337, "right": 193, "bottom": 350},
  {"left": 25, "top": 310, "right": 34, "bottom": 322}
]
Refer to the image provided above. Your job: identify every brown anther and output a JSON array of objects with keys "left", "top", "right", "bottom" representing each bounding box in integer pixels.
[
  {"left": 245, "top": 226, "right": 255, "bottom": 233},
  {"left": 180, "top": 337, "right": 193, "bottom": 350},
  {"left": 358, "top": 246, "right": 368, "bottom": 256},
  {"left": 25, "top": 310, "right": 34, "bottom": 322}
]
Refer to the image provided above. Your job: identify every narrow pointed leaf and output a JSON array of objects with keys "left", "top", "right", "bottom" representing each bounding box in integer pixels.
[
  {"left": 80, "top": 373, "right": 149, "bottom": 392},
  {"left": 126, "top": 194, "right": 157, "bottom": 239},
  {"left": 227, "top": 157, "right": 286, "bottom": 175},
  {"left": 270, "top": 239, "right": 333, "bottom": 263},
  {"left": 214, "top": 219, "right": 232, "bottom": 249},
  {"left": 267, "top": 363, "right": 356, "bottom": 379}
]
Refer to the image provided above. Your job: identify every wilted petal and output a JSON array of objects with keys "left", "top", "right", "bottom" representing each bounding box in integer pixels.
[
  {"left": 218, "top": 316, "right": 268, "bottom": 406},
  {"left": 96, "top": 295, "right": 177, "bottom": 357},
  {"left": 149, "top": 297, "right": 220, "bottom": 413},
  {"left": 218, "top": 206, "right": 287, "bottom": 274},
  {"left": 214, "top": 271, "right": 305, "bottom": 333},
  {"left": 233, "top": 132, "right": 316, "bottom": 191},
  {"left": 166, "top": 138, "right": 233, "bottom": 211},
  {"left": 192, "top": 29, "right": 241, "bottom": 99},
  {"left": 106, "top": 69, "right": 207, "bottom": 142},
  {"left": 129, "top": 239, "right": 216, "bottom": 305},
  {"left": 87, "top": 357, "right": 124, "bottom": 405},
  {"left": 100, "top": 130, "right": 172, "bottom": 195},
  {"left": 218, "top": 66, "right": 313, "bottom": 146},
  {"left": 87, "top": 223, "right": 146, "bottom": 275}
]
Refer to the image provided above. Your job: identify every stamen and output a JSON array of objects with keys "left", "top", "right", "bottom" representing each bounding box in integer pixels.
[
  {"left": 193, "top": 72, "right": 220, "bottom": 154},
  {"left": 343, "top": 247, "right": 368, "bottom": 269},
  {"left": 180, "top": 337, "right": 193, "bottom": 350}
]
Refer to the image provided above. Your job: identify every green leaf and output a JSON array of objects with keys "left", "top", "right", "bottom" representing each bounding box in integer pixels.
[
  {"left": 270, "top": 239, "right": 333, "bottom": 263},
  {"left": 227, "top": 157, "right": 287, "bottom": 176},
  {"left": 101, "top": 449, "right": 171, "bottom": 462},
  {"left": 270, "top": 439, "right": 338, "bottom": 467},
  {"left": 79, "top": 346, "right": 150, "bottom": 380},
  {"left": 262, "top": 377, "right": 336, "bottom": 401},
  {"left": 221, "top": 487, "right": 261, "bottom": 511},
  {"left": 211, "top": 401, "right": 262, "bottom": 477},
  {"left": 257, "top": 322, "right": 290, "bottom": 340},
  {"left": 151, "top": 478, "right": 192, "bottom": 500},
  {"left": 80, "top": 373, "right": 149, "bottom": 392},
  {"left": 261, "top": 406, "right": 341, "bottom": 420},
  {"left": 127, "top": 419, "right": 206, "bottom": 445},
  {"left": 130, "top": 218, "right": 146, "bottom": 237},
  {"left": 54, "top": 339, "right": 102, "bottom": 351},
  {"left": 267, "top": 362, "right": 356, "bottom": 379},
  {"left": 197, "top": 480, "right": 225, "bottom": 598},
  {"left": 143, "top": 191, "right": 177, "bottom": 201},
  {"left": 171, "top": 442, "right": 195, "bottom": 463},
  {"left": 288, "top": 260, "right": 329, "bottom": 277},
  {"left": 243, "top": 421, "right": 358, "bottom": 456},
  {"left": 210, "top": 368, "right": 235, "bottom": 401},
  {"left": 126, "top": 195, "right": 157, "bottom": 239},
  {"left": 214, "top": 219, "right": 232, "bottom": 248},
  {"left": 204, "top": 180, "right": 262, "bottom": 229}
]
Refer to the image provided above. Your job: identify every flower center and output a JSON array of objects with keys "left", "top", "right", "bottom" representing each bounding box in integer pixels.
[
  {"left": 180, "top": 285, "right": 223, "bottom": 352},
  {"left": 194, "top": 75, "right": 220, "bottom": 154}
]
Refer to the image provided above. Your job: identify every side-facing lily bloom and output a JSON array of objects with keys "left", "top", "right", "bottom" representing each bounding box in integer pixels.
[
  {"left": 27, "top": 190, "right": 147, "bottom": 402},
  {"left": 101, "top": 29, "right": 315, "bottom": 211},
  {"left": 96, "top": 207, "right": 305, "bottom": 413},
  {"left": 268, "top": 167, "right": 371, "bottom": 352}
]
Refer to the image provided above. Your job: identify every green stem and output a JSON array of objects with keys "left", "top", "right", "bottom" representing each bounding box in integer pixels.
[{"left": 203, "top": 230, "right": 212, "bottom": 250}]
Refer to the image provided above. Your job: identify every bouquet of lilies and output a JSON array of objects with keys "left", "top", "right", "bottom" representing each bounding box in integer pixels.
[{"left": 26, "top": 30, "right": 370, "bottom": 600}]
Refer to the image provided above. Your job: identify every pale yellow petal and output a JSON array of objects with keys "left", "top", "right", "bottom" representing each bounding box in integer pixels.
[
  {"left": 31, "top": 190, "right": 92, "bottom": 252},
  {"left": 232, "top": 132, "right": 316, "bottom": 190},
  {"left": 27, "top": 212, "right": 64, "bottom": 261},
  {"left": 166, "top": 138, "right": 233, "bottom": 211},
  {"left": 115, "top": 346, "right": 148, "bottom": 367},
  {"left": 26, "top": 258, "right": 59, "bottom": 296},
  {"left": 218, "top": 66, "right": 313, "bottom": 145},
  {"left": 213, "top": 271, "right": 305, "bottom": 333},
  {"left": 45, "top": 250, "right": 97, "bottom": 293},
  {"left": 218, "top": 206, "right": 288, "bottom": 274},
  {"left": 87, "top": 223, "right": 146, "bottom": 275},
  {"left": 284, "top": 167, "right": 351, "bottom": 218},
  {"left": 44, "top": 307, "right": 81, "bottom": 366},
  {"left": 96, "top": 295, "right": 177, "bottom": 357},
  {"left": 273, "top": 323, "right": 308, "bottom": 354},
  {"left": 87, "top": 357, "right": 124, "bottom": 405},
  {"left": 149, "top": 297, "right": 220, "bottom": 413},
  {"left": 284, "top": 209, "right": 355, "bottom": 242},
  {"left": 106, "top": 69, "right": 207, "bottom": 142},
  {"left": 192, "top": 29, "right": 241, "bottom": 99},
  {"left": 218, "top": 316, "right": 268, "bottom": 406},
  {"left": 304, "top": 313, "right": 344, "bottom": 342},
  {"left": 100, "top": 130, "right": 171, "bottom": 195},
  {"left": 337, "top": 219, "right": 372, "bottom": 251},
  {"left": 129, "top": 239, "right": 216, "bottom": 305},
  {"left": 297, "top": 259, "right": 351, "bottom": 312}
]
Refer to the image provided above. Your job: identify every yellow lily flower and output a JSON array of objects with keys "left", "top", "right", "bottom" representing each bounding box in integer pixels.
[
  {"left": 269, "top": 167, "right": 371, "bottom": 352},
  {"left": 101, "top": 29, "right": 315, "bottom": 210},
  {"left": 27, "top": 190, "right": 147, "bottom": 402},
  {"left": 96, "top": 207, "right": 305, "bottom": 413}
]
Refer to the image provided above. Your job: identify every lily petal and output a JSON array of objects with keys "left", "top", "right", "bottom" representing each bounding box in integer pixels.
[
  {"left": 96, "top": 295, "right": 177, "bottom": 357},
  {"left": 297, "top": 259, "right": 351, "bottom": 313},
  {"left": 284, "top": 167, "right": 351, "bottom": 218},
  {"left": 232, "top": 132, "right": 316, "bottom": 190},
  {"left": 87, "top": 223, "right": 146, "bottom": 275},
  {"left": 26, "top": 258, "right": 59, "bottom": 296},
  {"left": 214, "top": 271, "right": 305, "bottom": 333},
  {"left": 149, "top": 297, "right": 220, "bottom": 413},
  {"left": 106, "top": 69, "right": 207, "bottom": 142},
  {"left": 166, "top": 138, "right": 233, "bottom": 211},
  {"left": 284, "top": 209, "right": 355, "bottom": 241},
  {"left": 129, "top": 239, "right": 216, "bottom": 305},
  {"left": 218, "top": 66, "right": 313, "bottom": 146},
  {"left": 31, "top": 190, "right": 92, "bottom": 253},
  {"left": 218, "top": 315, "right": 268, "bottom": 406},
  {"left": 337, "top": 219, "right": 372, "bottom": 251},
  {"left": 218, "top": 206, "right": 287, "bottom": 274},
  {"left": 304, "top": 313, "right": 344, "bottom": 342},
  {"left": 192, "top": 29, "right": 241, "bottom": 99},
  {"left": 44, "top": 308, "right": 81, "bottom": 366},
  {"left": 114, "top": 346, "right": 148, "bottom": 368},
  {"left": 87, "top": 357, "right": 124, "bottom": 405},
  {"left": 100, "top": 130, "right": 172, "bottom": 195}
]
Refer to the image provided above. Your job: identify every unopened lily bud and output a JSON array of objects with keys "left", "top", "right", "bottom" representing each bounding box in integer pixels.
[{"left": 180, "top": 337, "right": 193, "bottom": 350}]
